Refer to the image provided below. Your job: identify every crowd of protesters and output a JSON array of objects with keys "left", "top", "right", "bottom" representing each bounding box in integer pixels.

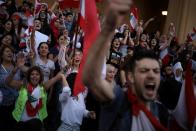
[{"left": 0, "top": 0, "right": 196, "bottom": 131}]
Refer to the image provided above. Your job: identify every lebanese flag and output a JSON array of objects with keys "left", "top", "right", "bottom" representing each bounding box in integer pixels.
[
  {"left": 159, "top": 48, "right": 173, "bottom": 66},
  {"left": 170, "top": 61, "right": 196, "bottom": 130},
  {"left": 58, "top": 0, "right": 80, "bottom": 9},
  {"left": 73, "top": 0, "right": 100, "bottom": 96},
  {"left": 130, "top": 7, "right": 139, "bottom": 31}
]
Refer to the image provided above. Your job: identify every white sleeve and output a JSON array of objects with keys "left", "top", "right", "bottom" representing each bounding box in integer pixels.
[
  {"left": 59, "top": 86, "right": 71, "bottom": 102},
  {"left": 84, "top": 109, "right": 89, "bottom": 118}
]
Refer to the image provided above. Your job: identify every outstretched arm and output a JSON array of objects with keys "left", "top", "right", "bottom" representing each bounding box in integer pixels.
[
  {"left": 143, "top": 17, "right": 155, "bottom": 31},
  {"left": 82, "top": 0, "right": 131, "bottom": 102},
  {"left": 43, "top": 70, "right": 63, "bottom": 90}
]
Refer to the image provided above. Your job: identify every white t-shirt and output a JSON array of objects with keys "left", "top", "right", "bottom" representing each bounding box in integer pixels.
[
  {"left": 35, "top": 57, "right": 55, "bottom": 82},
  {"left": 59, "top": 86, "right": 89, "bottom": 126}
]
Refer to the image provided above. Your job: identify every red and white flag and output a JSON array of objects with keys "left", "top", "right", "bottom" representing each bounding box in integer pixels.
[
  {"left": 58, "top": 0, "right": 80, "bottom": 9},
  {"left": 130, "top": 7, "right": 139, "bottom": 31},
  {"left": 170, "top": 61, "right": 196, "bottom": 130},
  {"left": 34, "top": 0, "right": 42, "bottom": 15},
  {"left": 73, "top": 0, "right": 100, "bottom": 96},
  {"left": 78, "top": 0, "right": 85, "bottom": 30}
]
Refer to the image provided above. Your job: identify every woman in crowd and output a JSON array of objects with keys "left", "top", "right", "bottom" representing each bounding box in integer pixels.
[
  {"left": 58, "top": 67, "right": 96, "bottom": 131},
  {"left": 0, "top": 19, "right": 19, "bottom": 51},
  {"left": 6, "top": 65, "right": 63, "bottom": 131},
  {"left": 0, "top": 33, "right": 14, "bottom": 47},
  {"left": 34, "top": 42, "right": 55, "bottom": 82},
  {"left": 11, "top": 12, "right": 26, "bottom": 41},
  {"left": 0, "top": 45, "right": 23, "bottom": 131}
]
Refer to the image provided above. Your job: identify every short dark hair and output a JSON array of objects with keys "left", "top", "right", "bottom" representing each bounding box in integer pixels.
[
  {"left": 27, "top": 66, "right": 43, "bottom": 84},
  {"left": 128, "top": 50, "right": 159, "bottom": 72}
]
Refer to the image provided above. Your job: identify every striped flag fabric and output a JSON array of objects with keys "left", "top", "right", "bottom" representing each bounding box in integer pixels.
[
  {"left": 130, "top": 7, "right": 139, "bottom": 30},
  {"left": 73, "top": 0, "right": 100, "bottom": 96},
  {"left": 78, "top": 0, "right": 85, "bottom": 30}
]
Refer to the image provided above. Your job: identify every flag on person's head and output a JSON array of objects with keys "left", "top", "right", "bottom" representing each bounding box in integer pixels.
[
  {"left": 73, "top": 0, "right": 100, "bottom": 96},
  {"left": 130, "top": 7, "right": 139, "bottom": 31},
  {"left": 58, "top": 0, "right": 80, "bottom": 9},
  {"left": 186, "top": 27, "right": 196, "bottom": 43}
]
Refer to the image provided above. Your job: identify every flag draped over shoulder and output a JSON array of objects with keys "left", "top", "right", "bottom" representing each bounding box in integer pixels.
[
  {"left": 170, "top": 61, "right": 196, "bottom": 130},
  {"left": 130, "top": 7, "right": 139, "bottom": 31},
  {"left": 58, "top": 0, "right": 80, "bottom": 9},
  {"left": 184, "top": 61, "right": 196, "bottom": 130},
  {"left": 73, "top": 0, "right": 100, "bottom": 96}
]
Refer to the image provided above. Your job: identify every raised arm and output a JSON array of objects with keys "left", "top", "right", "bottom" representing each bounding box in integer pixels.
[
  {"left": 143, "top": 17, "right": 155, "bottom": 31},
  {"left": 43, "top": 70, "right": 63, "bottom": 90},
  {"left": 82, "top": 0, "right": 131, "bottom": 102},
  {"left": 5, "top": 66, "right": 23, "bottom": 90},
  {"left": 5, "top": 53, "right": 27, "bottom": 89}
]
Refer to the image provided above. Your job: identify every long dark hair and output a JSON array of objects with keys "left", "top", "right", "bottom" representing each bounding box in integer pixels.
[{"left": 0, "top": 44, "right": 15, "bottom": 64}]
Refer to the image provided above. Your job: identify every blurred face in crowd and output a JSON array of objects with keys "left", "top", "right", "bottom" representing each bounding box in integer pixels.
[
  {"left": 155, "top": 30, "right": 160, "bottom": 39},
  {"left": 30, "top": 70, "right": 41, "bottom": 87},
  {"left": 127, "top": 47, "right": 134, "bottom": 56},
  {"left": 73, "top": 50, "right": 82, "bottom": 66},
  {"left": 129, "top": 58, "right": 161, "bottom": 103},
  {"left": 1, "top": 34, "right": 12, "bottom": 46},
  {"left": 59, "top": 15, "right": 65, "bottom": 24},
  {"left": 123, "top": 29, "right": 129, "bottom": 36},
  {"left": 54, "top": 18, "right": 60, "bottom": 28},
  {"left": 175, "top": 68, "right": 183, "bottom": 77},
  {"left": 63, "top": 28, "right": 69, "bottom": 37},
  {"left": 34, "top": 19, "right": 41, "bottom": 30},
  {"left": 151, "top": 38, "right": 157, "bottom": 47},
  {"left": 22, "top": 2, "right": 30, "bottom": 11},
  {"left": 106, "top": 64, "right": 117, "bottom": 83},
  {"left": 164, "top": 65, "right": 173, "bottom": 77},
  {"left": 12, "top": 16, "right": 20, "bottom": 27},
  {"left": 2, "top": 47, "right": 14, "bottom": 62},
  {"left": 38, "top": 43, "right": 49, "bottom": 57},
  {"left": 58, "top": 35, "right": 68, "bottom": 46},
  {"left": 4, "top": 20, "right": 13, "bottom": 32},
  {"left": 112, "top": 38, "right": 120, "bottom": 50},
  {"left": 140, "top": 34, "right": 147, "bottom": 42},
  {"left": 159, "top": 35, "right": 167, "bottom": 44},
  {"left": 66, "top": 14, "right": 73, "bottom": 22},
  {"left": 39, "top": 11, "right": 47, "bottom": 22}
]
